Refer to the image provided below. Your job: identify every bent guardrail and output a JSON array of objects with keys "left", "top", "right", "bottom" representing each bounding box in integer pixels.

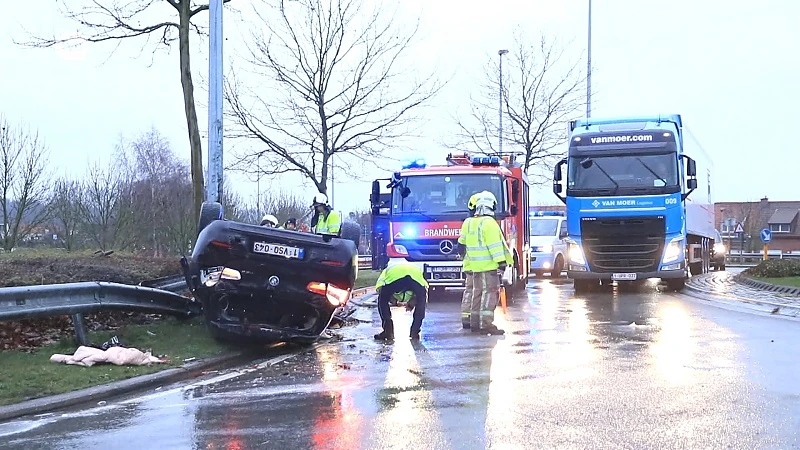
[
  {"left": 139, "top": 274, "right": 188, "bottom": 293},
  {"left": 0, "top": 282, "right": 201, "bottom": 346}
]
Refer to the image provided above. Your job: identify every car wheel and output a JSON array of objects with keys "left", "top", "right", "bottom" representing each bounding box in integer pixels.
[
  {"left": 550, "top": 255, "right": 564, "bottom": 278},
  {"left": 340, "top": 221, "right": 361, "bottom": 251},
  {"left": 198, "top": 201, "right": 224, "bottom": 236}
]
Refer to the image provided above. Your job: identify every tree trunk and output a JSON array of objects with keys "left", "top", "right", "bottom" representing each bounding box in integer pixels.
[{"left": 178, "top": 5, "right": 205, "bottom": 228}]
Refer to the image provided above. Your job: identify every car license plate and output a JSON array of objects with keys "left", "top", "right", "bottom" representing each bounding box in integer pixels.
[
  {"left": 253, "top": 242, "right": 304, "bottom": 259},
  {"left": 430, "top": 266, "right": 460, "bottom": 273},
  {"left": 612, "top": 273, "right": 637, "bottom": 281}
]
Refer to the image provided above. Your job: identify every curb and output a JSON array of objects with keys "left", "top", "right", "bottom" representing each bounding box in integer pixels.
[
  {"left": 0, "top": 351, "right": 254, "bottom": 422},
  {"left": 683, "top": 279, "right": 800, "bottom": 319},
  {"left": 733, "top": 274, "right": 800, "bottom": 296}
]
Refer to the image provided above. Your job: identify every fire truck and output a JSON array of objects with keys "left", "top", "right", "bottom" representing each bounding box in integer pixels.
[{"left": 369, "top": 153, "right": 531, "bottom": 298}]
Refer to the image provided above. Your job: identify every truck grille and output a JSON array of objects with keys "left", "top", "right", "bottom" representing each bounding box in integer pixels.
[
  {"left": 395, "top": 239, "right": 460, "bottom": 261},
  {"left": 580, "top": 216, "right": 666, "bottom": 273}
]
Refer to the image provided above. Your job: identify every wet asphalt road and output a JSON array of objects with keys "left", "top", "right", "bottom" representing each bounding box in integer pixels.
[{"left": 2, "top": 276, "right": 800, "bottom": 449}]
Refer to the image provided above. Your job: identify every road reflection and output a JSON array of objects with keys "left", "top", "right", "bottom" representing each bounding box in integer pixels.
[{"left": 309, "top": 345, "right": 365, "bottom": 450}]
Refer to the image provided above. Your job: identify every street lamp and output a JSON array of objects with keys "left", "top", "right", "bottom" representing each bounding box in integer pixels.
[
  {"left": 498, "top": 49, "right": 509, "bottom": 154},
  {"left": 586, "top": 0, "right": 592, "bottom": 118}
]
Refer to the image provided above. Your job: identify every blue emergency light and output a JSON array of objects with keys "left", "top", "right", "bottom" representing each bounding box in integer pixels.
[
  {"left": 401, "top": 158, "right": 427, "bottom": 169},
  {"left": 529, "top": 211, "right": 566, "bottom": 217},
  {"left": 471, "top": 156, "right": 501, "bottom": 166}
]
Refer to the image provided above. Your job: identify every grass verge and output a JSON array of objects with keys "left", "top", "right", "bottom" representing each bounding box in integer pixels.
[
  {"left": 752, "top": 276, "right": 800, "bottom": 288},
  {"left": 355, "top": 270, "right": 380, "bottom": 289},
  {"left": 0, "top": 317, "right": 236, "bottom": 406}
]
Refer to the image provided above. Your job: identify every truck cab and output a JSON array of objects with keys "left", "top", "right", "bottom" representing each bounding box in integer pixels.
[
  {"left": 529, "top": 211, "right": 568, "bottom": 277},
  {"left": 369, "top": 153, "right": 531, "bottom": 297}
]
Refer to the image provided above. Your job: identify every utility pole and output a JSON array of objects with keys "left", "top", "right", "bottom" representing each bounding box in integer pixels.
[
  {"left": 586, "top": 0, "right": 592, "bottom": 118},
  {"left": 498, "top": 49, "right": 508, "bottom": 154},
  {"left": 207, "top": 0, "right": 224, "bottom": 204}
]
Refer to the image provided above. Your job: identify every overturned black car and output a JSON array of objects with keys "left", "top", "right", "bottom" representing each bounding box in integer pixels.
[{"left": 182, "top": 202, "right": 359, "bottom": 344}]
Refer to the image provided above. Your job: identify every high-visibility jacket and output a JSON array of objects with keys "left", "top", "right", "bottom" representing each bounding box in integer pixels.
[
  {"left": 458, "top": 217, "right": 475, "bottom": 271},
  {"left": 376, "top": 263, "right": 428, "bottom": 303},
  {"left": 460, "top": 215, "right": 513, "bottom": 272},
  {"left": 314, "top": 210, "right": 341, "bottom": 235}
]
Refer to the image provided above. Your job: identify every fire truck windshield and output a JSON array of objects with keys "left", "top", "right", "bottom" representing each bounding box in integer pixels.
[{"left": 392, "top": 174, "right": 504, "bottom": 217}]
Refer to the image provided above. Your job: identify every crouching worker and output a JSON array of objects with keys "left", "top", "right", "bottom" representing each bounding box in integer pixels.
[{"left": 374, "top": 262, "right": 429, "bottom": 341}]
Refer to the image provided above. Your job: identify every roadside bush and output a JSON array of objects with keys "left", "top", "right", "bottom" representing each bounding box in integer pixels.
[{"left": 743, "top": 259, "right": 800, "bottom": 278}]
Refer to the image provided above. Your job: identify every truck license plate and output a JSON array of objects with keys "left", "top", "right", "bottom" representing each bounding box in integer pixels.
[
  {"left": 612, "top": 273, "right": 637, "bottom": 281},
  {"left": 430, "top": 266, "right": 460, "bottom": 273},
  {"left": 253, "top": 242, "right": 304, "bottom": 259}
]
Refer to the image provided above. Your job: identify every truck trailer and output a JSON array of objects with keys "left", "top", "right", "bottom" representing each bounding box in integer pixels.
[{"left": 552, "top": 114, "right": 715, "bottom": 293}]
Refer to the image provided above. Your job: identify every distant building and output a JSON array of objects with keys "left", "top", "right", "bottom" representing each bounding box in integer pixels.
[{"left": 715, "top": 197, "right": 800, "bottom": 253}]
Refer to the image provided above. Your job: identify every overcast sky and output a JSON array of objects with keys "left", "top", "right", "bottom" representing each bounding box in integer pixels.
[{"left": 2, "top": 0, "right": 798, "bottom": 215}]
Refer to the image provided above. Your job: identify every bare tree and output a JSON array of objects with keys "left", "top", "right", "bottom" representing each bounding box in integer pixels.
[
  {"left": 225, "top": 0, "right": 441, "bottom": 196},
  {"left": 261, "top": 191, "right": 311, "bottom": 227},
  {"left": 50, "top": 178, "right": 85, "bottom": 251},
  {"left": 453, "top": 31, "right": 585, "bottom": 185},
  {"left": 16, "top": 0, "right": 234, "bottom": 226},
  {"left": 115, "top": 127, "right": 193, "bottom": 256},
  {"left": 0, "top": 115, "right": 51, "bottom": 251},
  {"left": 79, "top": 161, "right": 130, "bottom": 251}
]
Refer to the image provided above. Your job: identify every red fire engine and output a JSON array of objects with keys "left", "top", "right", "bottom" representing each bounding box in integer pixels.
[{"left": 369, "top": 152, "right": 531, "bottom": 298}]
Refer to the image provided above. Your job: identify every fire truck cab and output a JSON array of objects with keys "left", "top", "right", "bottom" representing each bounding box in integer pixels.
[{"left": 369, "top": 153, "right": 531, "bottom": 298}]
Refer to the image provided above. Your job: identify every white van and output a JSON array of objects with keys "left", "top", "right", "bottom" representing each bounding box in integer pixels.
[{"left": 529, "top": 211, "right": 567, "bottom": 277}]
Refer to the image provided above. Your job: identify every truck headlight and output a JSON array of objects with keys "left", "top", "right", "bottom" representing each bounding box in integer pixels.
[
  {"left": 568, "top": 243, "right": 586, "bottom": 265},
  {"left": 713, "top": 243, "right": 726, "bottom": 254},
  {"left": 662, "top": 239, "right": 684, "bottom": 264},
  {"left": 541, "top": 244, "right": 554, "bottom": 253}
]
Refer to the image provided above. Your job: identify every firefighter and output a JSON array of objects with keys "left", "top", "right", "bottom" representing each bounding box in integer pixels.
[
  {"left": 373, "top": 261, "right": 429, "bottom": 341},
  {"left": 458, "top": 192, "right": 481, "bottom": 329},
  {"left": 458, "top": 190, "right": 513, "bottom": 335},
  {"left": 310, "top": 193, "right": 341, "bottom": 235},
  {"left": 260, "top": 214, "right": 279, "bottom": 227}
]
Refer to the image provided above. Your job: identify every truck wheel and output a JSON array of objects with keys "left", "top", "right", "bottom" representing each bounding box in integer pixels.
[
  {"left": 198, "top": 201, "right": 223, "bottom": 236},
  {"left": 340, "top": 221, "right": 361, "bottom": 251},
  {"left": 550, "top": 255, "right": 564, "bottom": 278},
  {"left": 666, "top": 278, "right": 685, "bottom": 292},
  {"left": 573, "top": 279, "right": 595, "bottom": 294}
]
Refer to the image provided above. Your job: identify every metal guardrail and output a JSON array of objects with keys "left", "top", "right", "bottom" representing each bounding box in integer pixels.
[
  {"left": 725, "top": 252, "right": 800, "bottom": 266},
  {"left": 358, "top": 255, "right": 372, "bottom": 270},
  {"left": 139, "top": 274, "right": 188, "bottom": 293},
  {"left": 0, "top": 282, "right": 201, "bottom": 346}
]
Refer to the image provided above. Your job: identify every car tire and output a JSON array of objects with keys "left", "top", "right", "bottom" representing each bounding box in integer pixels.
[
  {"left": 198, "top": 201, "right": 224, "bottom": 236},
  {"left": 340, "top": 221, "right": 361, "bottom": 251},
  {"left": 550, "top": 255, "right": 564, "bottom": 278}
]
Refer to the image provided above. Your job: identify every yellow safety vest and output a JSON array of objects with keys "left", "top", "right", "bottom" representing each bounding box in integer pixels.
[
  {"left": 461, "top": 215, "right": 513, "bottom": 272},
  {"left": 458, "top": 217, "right": 475, "bottom": 272},
  {"left": 314, "top": 210, "right": 341, "bottom": 235},
  {"left": 376, "top": 263, "right": 428, "bottom": 303}
]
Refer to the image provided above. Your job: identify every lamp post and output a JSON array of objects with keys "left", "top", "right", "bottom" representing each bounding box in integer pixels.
[
  {"left": 207, "top": 0, "right": 224, "bottom": 203},
  {"left": 586, "top": 0, "right": 592, "bottom": 118},
  {"left": 498, "top": 49, "right": 509, "bottom": 154}
]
